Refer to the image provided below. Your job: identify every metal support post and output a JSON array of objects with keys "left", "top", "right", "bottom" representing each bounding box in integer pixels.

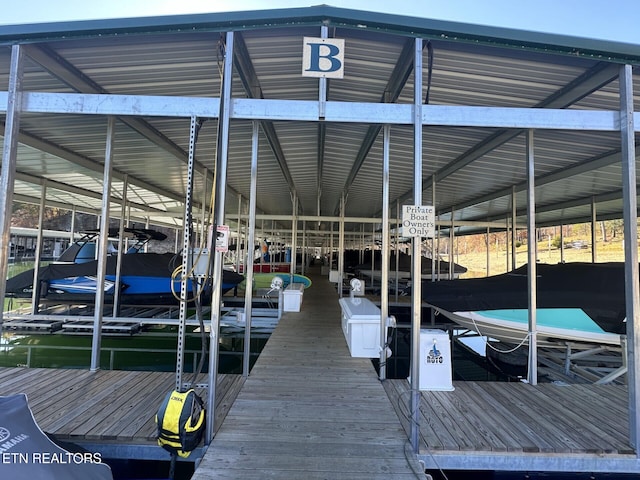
[
  {"left": 409, "top": 37, "right": 423, "bottom": 454},
  {"left": 379, "top": 124, "right": 391, "bottom": 381},
  {"left": 175, "top": 116, "right": 199, "bottom": 391},
  {"left": 591, "top": 197, "right": 597, "bottom": 263},
  {"left": 511, "top": 185, "right": 517, "bottom": 270},
  {"left": 619, "top": 64, "right": 640, "bottom": 450},
  {"left": 113, "top": 174, "right": 128, "bottom": 317},
  {"left": 90, "top": 116, "right": 115, "bottom": 372},
  {"left": 236, "top": 195, "right": 243, "bottom": 273},
  {"left": 431, "top": 177, "right": 436, "bottom": 282},
  {"left": 206, "top": 31, "right": 234, "bottom": 445},
  {"left": 338, "top": 195, "right": 345, "bottom": 297},
  {"left": 30, "top": 182, "right": 46, "bottom": 314},
  {"left": 243, "top": 122, "right": 259, "bottom": 378},
  {"left": 525, "top": 129, "right": 538, "bottom": 386},
  {"left": 449, "top": 207, "right": 454, "bottom": 280},
  {"left": 486, "top": 226, "right": 490, "bottom": 277},
  {"left": 291, "top": 194, "right": 299, "bottom": 277},
  {"left": 0, "top": 45, "right": 24, "bottom": 327}
]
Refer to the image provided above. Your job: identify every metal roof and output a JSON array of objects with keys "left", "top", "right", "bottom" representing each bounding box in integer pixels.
[{"left": 1, "top": 5, "right": 639, "bottom": 241}]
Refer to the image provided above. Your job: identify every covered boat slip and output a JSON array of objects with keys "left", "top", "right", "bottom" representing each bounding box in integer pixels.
[
  {"left": 194, "top": 269, "right": 639, "bottom": 477},
  {"left": 1, "top": 4, "right": 640, "bottom": 476},
  {"left": 0, "top": 271, "right": 636, "bottom": 476},
  {"left": 0, "top": 367, "right": 245, "bottom": 460}
]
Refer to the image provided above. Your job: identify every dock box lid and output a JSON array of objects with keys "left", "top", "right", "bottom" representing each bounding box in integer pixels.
[{"left": 338, "top": 297, "right": 380, "bottom": 321}]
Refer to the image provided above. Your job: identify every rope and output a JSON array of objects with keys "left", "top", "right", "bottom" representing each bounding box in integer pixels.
[
  {"left": 465, "top": 312, "right": 532, "bottom": 354},
  {"left": 434, "top": 308, "right": 531, "bottom": 354},
  {"left": 395, "top": 386, "right": 449, "bottom": 480}
]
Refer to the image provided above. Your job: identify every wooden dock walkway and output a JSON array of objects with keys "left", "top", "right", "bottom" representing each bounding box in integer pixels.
[
  {"left": 193, "top": 268, "right": 426, "bottom": 479},
  {"left": 0, "top": 367, "right": 244, "bottom": 459}
]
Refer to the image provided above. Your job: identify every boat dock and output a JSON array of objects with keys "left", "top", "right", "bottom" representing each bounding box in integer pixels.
[
  {"left": 192, "top": 268, "right": 640, "bottom": 477},
  {"left": 386, "top": 380, "right": 637, "bottom": 473},
  {"left": 0, "top": 367, "right": 244, "bottom": 460},
  {"left": 192, "top": 269, "right": 426, "bottom": 479},
  {"left": 1, "top": 268, "right": 640, "bottom": 476}
]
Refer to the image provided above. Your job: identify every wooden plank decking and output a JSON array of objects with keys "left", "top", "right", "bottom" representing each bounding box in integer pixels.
[
  {"left": 193, "top": 268, "right": 426, "bottom": 479},
  {"left": 384, "top": 378, "right": 639, "bottom": 472},
  {"left": 0, "top": 367, "right": 244, "bottom": 447}
]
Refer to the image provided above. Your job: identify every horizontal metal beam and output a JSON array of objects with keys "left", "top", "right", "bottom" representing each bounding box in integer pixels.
[
  {"left": 0, "top": 92, "right": 219, "bottom": 118},
  {"left": 419, "top": 452, "right": 640, "bottom": 473},
  {"left": 12, "top": 193, "right": 182, "bottom": 228},
  {"left": 237, "top": 213, "right": 515, "bottom": 228},
  {"left": 233, "top": 98, "right": 624, "bottom": 130},
  {"left": 0, "top": 92, "right": 629, "bottom": 131}
]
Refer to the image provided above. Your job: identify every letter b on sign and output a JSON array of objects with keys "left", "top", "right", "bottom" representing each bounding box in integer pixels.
[{"left": 302, "top": 37, "right": 345, "bottom": 78}]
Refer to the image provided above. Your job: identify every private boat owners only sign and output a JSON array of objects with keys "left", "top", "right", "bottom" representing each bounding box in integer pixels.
[{"left": 402, "top": 205, "right": 435, "bottom": 238}]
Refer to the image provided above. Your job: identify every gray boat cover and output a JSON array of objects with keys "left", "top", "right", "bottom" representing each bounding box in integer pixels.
[{"left": 0, "top": 394, "right": 112, "bottom": 480}]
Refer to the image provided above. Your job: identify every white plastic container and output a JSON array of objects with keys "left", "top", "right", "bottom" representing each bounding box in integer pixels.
[
  {"left": 283, "top": 282, "right": 305, "bottom": 312},
  {"left": 338, "top": 297, "right": 381, "bottom": 358},
  {"left": 189, "top": 248, "right": 210, "bottom": 277}
]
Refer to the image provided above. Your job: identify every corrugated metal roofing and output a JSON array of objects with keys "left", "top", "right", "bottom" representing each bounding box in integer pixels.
[{"left": 0, "top": 5, "right": 639, "bottom": 240}]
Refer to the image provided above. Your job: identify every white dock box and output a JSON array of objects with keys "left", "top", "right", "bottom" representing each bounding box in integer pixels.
[
  {"left": 283, "top": 282, "right": 305, "bottom": 312},
  {"left": 418, "top": 329, "right": 454, "bottom": 391},
  {"left": 338, "top": 297, "right": 381, "bottom": 358}
]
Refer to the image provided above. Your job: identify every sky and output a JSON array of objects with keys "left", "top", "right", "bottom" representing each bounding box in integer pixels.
[{"left": 0, "top": 0, "right": 639, "bottom": 44}]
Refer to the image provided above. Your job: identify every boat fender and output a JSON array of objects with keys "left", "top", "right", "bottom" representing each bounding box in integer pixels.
[{"left": 156, "top": 389, "right": 206, "bottom": 458}]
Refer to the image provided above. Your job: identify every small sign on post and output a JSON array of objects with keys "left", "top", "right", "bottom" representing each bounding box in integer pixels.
[
  {"left": 215, "top": 225, "right": 229, "bottom": 253},
  {"left": 402, "top": 205, "right": 435, "bottom": 238}
]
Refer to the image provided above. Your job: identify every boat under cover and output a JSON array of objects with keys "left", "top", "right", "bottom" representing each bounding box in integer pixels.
[
  {"left": 5, "top": 253, "right": 244, "bottom": 305},
  {"left": 422, "top": 262, "right": 630, "bottom": 343},
  {"left": 353, "top": 250, "right": 467, "bottom": 280},
  {"left": 435, "top": 308, "right": 623, "bottom": 347}
]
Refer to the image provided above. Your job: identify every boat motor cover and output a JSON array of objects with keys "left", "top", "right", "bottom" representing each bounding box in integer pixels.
[
  {"left": 0, "top": 394, "right": 113, "bottom": 480},
  {"left": 156, "top": 389, "right": 205, "bottom": 458}
]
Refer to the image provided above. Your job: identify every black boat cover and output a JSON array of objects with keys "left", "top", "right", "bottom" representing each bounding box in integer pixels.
[
  {"left": 352, "top": 250, "right": 467, "bottom": 275},
  {"left": 5, "top": 253, "right": 244, "bottom": 296},
  {"left": 422, "top": 262, "right": 629, "bottom": 335},
  {"left": 0, "top": 394, "right": 113, "bottom": 480}
]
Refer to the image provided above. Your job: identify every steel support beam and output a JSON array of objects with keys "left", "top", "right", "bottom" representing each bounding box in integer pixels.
[
  {"left": 409, "top": 37, "right": 423, "bottom": 454},
  {"left": 30, "top": 181, "right": 46, "bottom": 315},
  {"left": 243, "top": 122, "right": 260, "bottom": 378},
  {"left": 90, "top": 116, "right": 115, "bottom": 372},
  {"left": 0, "top": 45, "right": 24, "bottom": 326},
  {"left": 619, "top": 64, "right": 640, "bottom": 450},
  {"left": 526, "top": 129, "right": 538, "bottom": 386},
  {"left": 175, "top": 116, "right": 199, "bottom": 391},
  {"left": 379, "top": 124, "right": 391, "bottom": 381},
  {"left": 206, "top": 31, "right": 234, "bottom": 445}
]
